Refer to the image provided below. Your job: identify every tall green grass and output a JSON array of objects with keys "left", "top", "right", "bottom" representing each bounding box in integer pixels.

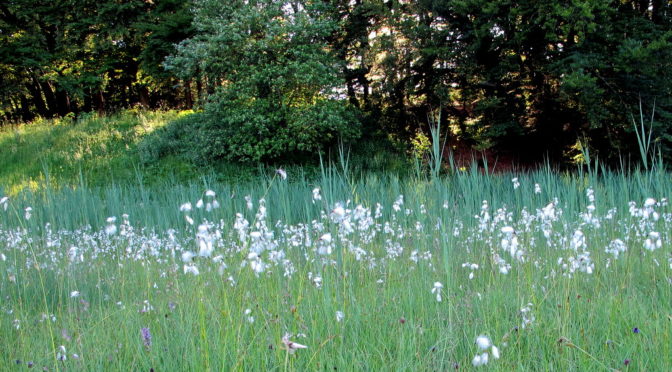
[{"left": 1, "top": 164, "right": 671, "bottom": 371}]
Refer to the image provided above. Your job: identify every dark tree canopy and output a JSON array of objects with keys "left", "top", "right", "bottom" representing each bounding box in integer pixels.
[{"left": 2, "top": 0, "right": 671, "bottom": 165}]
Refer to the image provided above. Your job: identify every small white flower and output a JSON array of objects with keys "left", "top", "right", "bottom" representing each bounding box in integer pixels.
[
  {"left": 205, "top": 190, "right": 216, "bottom": 197},
  {"left": 534, "top": 183, "right": 541, "bottom": 194},
  {"left": 320, "top": 233, "right": 332, "bottom": 243},
  {"left": 476, "top": 335, "right": 491, "bottom": 350},
  {"left": 336, "top": 311, "right": 344, "bottom": 322},
  {"left": 431, "top": 282, "right": 443, "bottom": 302},
  {"left": 181, "top": 251, "right": 195, "bottom": 262},
  {"left": 70, "top": 291, "right": 80, "bottom": 298},
  {"left": 24, "top": 207, "right": 32, "bottom": 220},
  {"left": 276, "top": 168, "right": 287, "bottom": 180},
  {"left": 179, "top": 202, "right": 192, "bottom": 212},
  {"left": 312, "top": 188, "right": 321, "bottom": 202},
  {"left": 512, "top": 178, "right": 520, "bottom": 190},
  {"left": 196, "top": 199, "right": 204, "bottom": 209},
  {"left": 185, "top": 215, "right": 194, "bottom": 225},
  {"left": 331, "top": 205, "right": 345, "bottom": 218},
  {"left": 491, "top": 345, "right": 500, "bottom": 359},
  {"left": 105, "top": 224, "right": 117, "bottom": 235},
  {"left": 281, "top": 333, "right": 307, "bottom": 353},
  {"left": 244, "top": 308, "right": 254, "bottom": 323},
  {"left": 472, "top": 354, "right": 483, "bottom": 367},
  {"left": 183, "top": 264, "right": 200, "bottom": 275}
]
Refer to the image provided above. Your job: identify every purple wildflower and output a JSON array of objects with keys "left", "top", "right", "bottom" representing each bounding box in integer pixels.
[
  {"left": 141, "top": 327, "right": 152, "bottom": 348},
  {"left": 624, "top": 359, "right": 631, "bottom": 366},
  {"left": 632, "top": 327, "right": 640, "bottom": 334}
]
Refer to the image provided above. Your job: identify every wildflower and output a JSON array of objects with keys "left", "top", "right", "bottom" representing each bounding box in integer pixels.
[
  {"left": 70, "top": 291, "right": 80, "bottom": 298},
  {"left": 534, "top": 183, "right": 541, "bottom": 194},
  {"left": 624, "top": 359, "right": 631, "bottom": 366},
  {"left": 57, "top": 345, "right": 67, "bottom": 361},
  {"left": 472, "top": 353, "right": 489, "bottom": 367},
  {"left": 24, "top": 207, "right": 32, "bottom": 220},
  {"left": 183, "top": 264, "right": 199, "bottom": 275},
  {"left": 476, "top": 335, "right": 491, "bottom": 350},
  {"left": 179, "top": 202, "right": 192, "bottom": 212},
  {"left": 632, "top": 327, "right": 640, "bottom": 334},
  {"left": 141, "top": 327, "right": 152, "bottom": 348},
  {"left": 336, "top": 311, "right": 344, "bottom": 322},
  {"left": 320, "top": 233, "right": 332, "bottom": 243},
  {"left": 644, "top": 232, "right": 661, "bottom": 251},
  {"left": 431, "top": 282, "right": 443, "bottom": 302},
  {"left": 491, "top": 345, "right": 500, "bottom": 359},
  {"left": 181, "top": 251, "right": 195, "bottom": 262},
  {"left": 312, "top": 188, "right": 321, "bottom": 202},
  {"left": 276, "top": 168, "right": 287, "bottom": 180},
  {"left": 196, "top": 199, "right": 204, "bottom": 209},
  {"left": 205, "top": 190, "right": 216, "bottom": 197},
  {"left": 331, "top": 204, "right": 345, "bottom": 219},
  {"left": 281, "top": 333, "right": 307, "bottom": 354},
  {"left": 0, "top": 196, "right": 8, "bottom": 211},
  {"left": 245, "top": 309, "right": 254, "bottom": 323},
  {"left": 512, "top": 178, "right": 520, "bottom": 190}
]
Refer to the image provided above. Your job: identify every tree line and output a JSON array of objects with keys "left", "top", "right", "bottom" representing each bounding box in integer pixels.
[{"left": 2, "top": 0, "right": 672, "bottom": 164}]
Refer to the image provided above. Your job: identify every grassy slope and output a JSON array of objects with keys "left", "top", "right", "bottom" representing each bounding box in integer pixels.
[{"left": 0, "top": 110, "right": 203, "bottom": 194}]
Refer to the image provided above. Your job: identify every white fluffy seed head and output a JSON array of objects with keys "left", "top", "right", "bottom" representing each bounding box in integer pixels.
[{"left": 476, "top": 335, "right": 491, "bottom": 350}]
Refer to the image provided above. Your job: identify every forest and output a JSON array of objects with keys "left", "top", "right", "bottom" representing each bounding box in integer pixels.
[{"left": 1, "top": 0, "right": 671, "bottom": 165}]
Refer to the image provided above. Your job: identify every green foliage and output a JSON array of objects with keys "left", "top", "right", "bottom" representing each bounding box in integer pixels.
[
  {"left": 164, "top": 0, "right": 361, "bottom": 162},
  {"left": 0, "top": 110, "right": 199, "bottom": 193}
]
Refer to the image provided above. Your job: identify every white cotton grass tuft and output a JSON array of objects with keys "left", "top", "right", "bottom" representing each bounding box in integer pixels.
[
  {"left": 179, "top": 202, "right": 192, "bottom": 212},
  {"left": 431, "top": 282, "right": 443, "bottom": 302},
  {"left": 472, "top": 335, "right": 500, "bottom": 367},
  {"left": 0, "top": 196, "right": 8, "bottom": 211},
  {"left": 205, "top": 190, "right": 216, "bottom": 197},
  {"left": 276, "top": 168, "right": 287, "bottom": 180},
  {"left": 281, "top": 333, "right": 307, "bottom": 353},
  {"left": 24, "top": 207, "right": 32, "bottom": 220},
  {"left": 183, "top": 264, "right": 199, "bottom": 275},
  {"left": 312, "top": 187, "right": 321, "bottom": 202},
  {"left": 491, "top": 345, "right": 500, "bottom": 359},
  {"left": 476, "top": 335, "right": 491, "bottom": 350},
  {"left": 512, "top": 177, "right": 520, "bottom": 190},
  {"left": 181, "top": 251, "right": 195, "bottom": 263},
  {"left": 336, "top": 310, "right": 344, "bottom": 322}
]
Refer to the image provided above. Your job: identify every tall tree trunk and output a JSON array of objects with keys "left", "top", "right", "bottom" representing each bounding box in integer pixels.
[
  {"left": 196, "top": 77, "right": 203, "bottom": 102},
  {"left": 55, "top": 86, "right": 71, "bottom": 116},
  {"left": 83, "top": 88, "right": 93, "bottom": 113},
  {"left": 19, "top": 94, "right": 33, "bottom": 122},
  {"left": 95, "top": 90, "right": 106, "bottom": 116},
  {"left": 184, "top": 80, "right": 193, "bottom": 108},
  {"left": 25, "top": 81, "right": 48, "bottom": 117},
  {"left": 38, "top": 80, "right": 58, "bottom": 117},
  {"left": 139, "top": 85, "right": 150, "bottom": 108}
]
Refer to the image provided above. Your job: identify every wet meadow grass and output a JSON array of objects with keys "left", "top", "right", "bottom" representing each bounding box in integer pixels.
[{"left": 0, "top": 166, "right": 671, "bottom": 371}]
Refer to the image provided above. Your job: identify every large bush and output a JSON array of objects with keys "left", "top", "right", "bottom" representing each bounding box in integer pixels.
[{"left": 161, "top": 0, "right": 361, "bottom": 163}]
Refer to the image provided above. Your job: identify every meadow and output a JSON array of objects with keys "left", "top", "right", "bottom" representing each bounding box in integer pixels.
[{"left": 1, "top": 162, "right": 671, "bottom": 371}]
